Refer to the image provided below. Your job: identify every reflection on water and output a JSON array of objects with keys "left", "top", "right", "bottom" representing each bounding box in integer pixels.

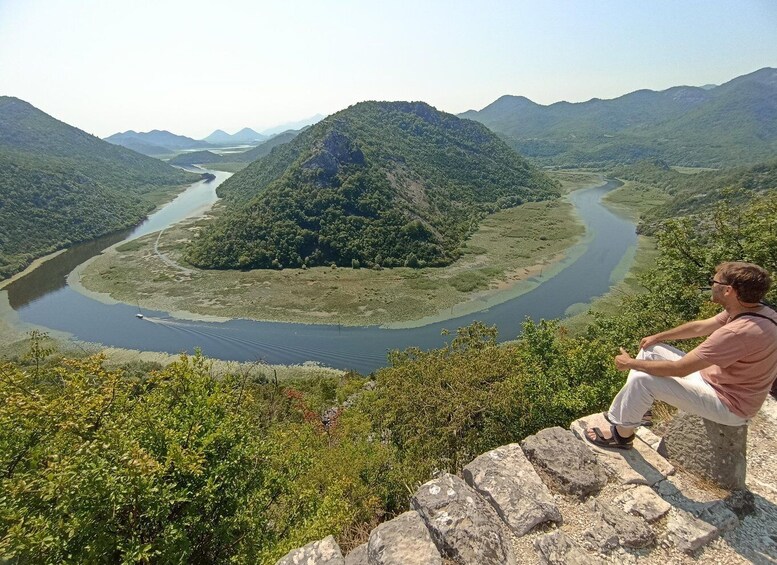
[
  {"left": 6, "top": 170, "right": 229, "bottom": 310},
  {"left": 8, "top": 178, "right": 636, "bottom": 374},
  {"left": 6, "top": 229, "right": 132, "bottom": 310}
]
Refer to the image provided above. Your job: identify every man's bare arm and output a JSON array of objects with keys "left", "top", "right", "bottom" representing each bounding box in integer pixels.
[
  {"left": 615, "top": 348, "right": 712, "bottom": 377},
  {"left": 640, "top": 316, "right": 724, "bottom": 349}
]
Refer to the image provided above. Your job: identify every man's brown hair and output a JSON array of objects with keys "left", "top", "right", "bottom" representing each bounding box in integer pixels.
[{"left": 716, "top": 261, "right": 772, "bottom": 303}]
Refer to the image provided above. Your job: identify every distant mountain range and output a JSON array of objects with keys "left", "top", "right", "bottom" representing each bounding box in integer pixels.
[
  {"left": 460, "top": 67, "right": 777, "bottom": 167},
  {"left": 260, "top": 114, "right": 324, "bottom": 136},
  {"left": 0, "top": 97, "right": 197, "bottom": 278},
  {"left": 168, "top": 130, "right": 303, "bottom": 167},
  {"left": 203, "top": 128, "right": 267, "bottom": 145},
  {"left": 105, "top": 119, "right": 319, "bottom": 156},
  {"left": 185, "top": 101, "right": 558, "bottom": 270},
  {"left": 231, "top": 130, "right": 301, "bottom": 162},
  {"left": 104, "top": 130, "right": 215, "bottom": 155}
]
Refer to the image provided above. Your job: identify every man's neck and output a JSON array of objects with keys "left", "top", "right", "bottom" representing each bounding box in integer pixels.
[{"left": 725, "top": 302, "right": 763, "bottom": 318}]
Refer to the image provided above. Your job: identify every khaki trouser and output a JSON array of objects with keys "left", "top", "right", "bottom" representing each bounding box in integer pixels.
[{"left": 606, "top": 343, "right": 749, "bottom": 428}]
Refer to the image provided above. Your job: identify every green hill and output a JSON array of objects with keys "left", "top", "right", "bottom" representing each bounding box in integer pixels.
[
  {"left": 186, "top": 101, "right": 559, "bottom": 270},
  {"left": 461, "top": 67, "right": 777, "bottom": 167},
  {"left": 635, "top": 159, "right": 777, "bottom": 233},
  {"left": 0, "top": 97, "right": 198, "bottom": 278},
  {"left": 167, "top": 150, "right": 226, "bottom": 166}
]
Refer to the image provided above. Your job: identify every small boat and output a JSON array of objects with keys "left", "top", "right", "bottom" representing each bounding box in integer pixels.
[{"left": 136, "top": 313, "right": 144, "bottom": 319}]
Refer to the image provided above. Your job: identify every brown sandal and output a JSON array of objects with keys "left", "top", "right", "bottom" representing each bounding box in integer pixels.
[{"left": 585, "top": 425, "right": 634, "bottom": 450}]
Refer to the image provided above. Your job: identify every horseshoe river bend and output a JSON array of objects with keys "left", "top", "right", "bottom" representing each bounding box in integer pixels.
[{"left": 1, "top": 173, "right": 636, "bottom": 374}]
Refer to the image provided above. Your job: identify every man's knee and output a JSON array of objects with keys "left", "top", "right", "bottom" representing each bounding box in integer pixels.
[
  {"left": 626, "top": 371, "right": 658, "bottom": 389},
  {"left": 640, "top": 343, "right": 685, "bottom": 362}
]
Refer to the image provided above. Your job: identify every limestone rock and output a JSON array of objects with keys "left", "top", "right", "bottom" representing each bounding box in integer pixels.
[
  {"left": 635, "top": 427, "right": 663, "bottom": 451},
  {"left": 654, "top": 478, "right": 680, "bottom": 497},
  {"left": 666, "top": 508, "right": 720, "bottom": 554},
  {"left": 571, "top": 415, "right": 674, "bottom": 486},
  {"left": 659, "top": 489, "right": 741, "bottom": 535},
  {"left": 657, "top": 411, "right": 747, "bottom": 490},
  {"left": 589, "top": 498, "right": 655, "bottom": 549},
  {"left": 462, "top": 443, "right": 562, "bottom": 536},
  {"left": 521, "top": 426, "right": 607, "bottom": 499},
  {"left": 613, "top": 485, "right": 671, "bottom": 523},
  {"left": 367, "top": 510, "right": 441, "bottom": 565},
  {"left": 582, "top": 517, "right": 620, "bottom": 552},
  {"left": 533, "top": 530, "right": 605, "bottom": 565},
  {"left": 696, "top": 500, "right": 739, "bottom": 532},
  {"left": 276, "top": 535, "right": 345, "bottom": 565},
  {"left": 411, "top": 472, "right": 515, "bottom": 565},
  {"left": 344, "top": 543, "right": 367, "bottom": 565}
]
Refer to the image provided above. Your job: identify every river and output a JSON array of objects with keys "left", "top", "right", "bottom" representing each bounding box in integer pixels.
[{"left": 3, "top": 174, "right": 636, "bottom": 374}]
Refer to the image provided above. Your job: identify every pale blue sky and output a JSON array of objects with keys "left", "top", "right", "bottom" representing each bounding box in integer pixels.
[{"left": 1, "top": 0, "right": 775, "bottom": 138}]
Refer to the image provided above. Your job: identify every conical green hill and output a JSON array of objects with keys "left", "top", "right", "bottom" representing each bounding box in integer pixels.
[{"left": 186, "top": 101, "right": 559, "bottom": 270}]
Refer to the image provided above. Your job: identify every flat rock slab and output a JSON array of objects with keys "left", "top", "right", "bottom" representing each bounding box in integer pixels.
[
  {"left": 571, "top": 414, "right": 674, "bottom": 487},
  {"left": 635, "top": 427, "right": 663, "bottom": 451},
  {"left": 658, "top": 489, "right": 740, "bottom": 534},
  {"left": 533, "top": 530, "right": 606, "bottom": 565},
  {"left": 589, "top": 498, "right": 655, "bottom": 549},
  {"left": 613, "top": 485, "right": 671, "bottom": 523},
  {"left": 463, "top": 443, "right": 562, "bottom": 536},
  {"left": 666, "top": 508, "right": 720, "bottom": 554},
  {"left": 658, "top": 411, "right": 747, "bottom": 490},
  {"left": 276, "top": 535, "right": 345, "bottom": 565},
  {"left": 344, "top": 543, "right": 367, "bottom": 565},
  {"left": 411, "top": 472, "right": 516, "bottom": 565},
  {"left": 367, "top": 510, "right": 441, "bottom": 565},
  {"left": 521, "top": 426, "right": 607, "bottom": 499}
]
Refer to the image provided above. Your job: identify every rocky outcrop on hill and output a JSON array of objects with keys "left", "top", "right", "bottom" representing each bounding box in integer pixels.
[{"left": 277, "top": 398, "right": 777, "bottom": 564}]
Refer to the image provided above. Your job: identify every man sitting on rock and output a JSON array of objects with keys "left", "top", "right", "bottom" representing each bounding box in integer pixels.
[{"left": 586, "top": 261, "right": 777, "bottom": 450}]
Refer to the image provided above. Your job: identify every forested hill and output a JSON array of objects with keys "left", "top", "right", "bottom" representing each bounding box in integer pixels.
[
  {"left": 185, "top": 101, "right": 559, "bottom": 270},
  {"left": 0, "top": 97, "right": 198, "bottom": 278},
  {"left": 461, "top": 67, "right": 777, "bottom": 167},
  {"left": 610, "top": 159, "right": 777, "bottom": 234}
]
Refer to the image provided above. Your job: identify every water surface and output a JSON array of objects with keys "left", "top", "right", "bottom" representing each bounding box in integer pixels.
[{"left": 6, "top": 177, "right": 635, "bottom": 373}]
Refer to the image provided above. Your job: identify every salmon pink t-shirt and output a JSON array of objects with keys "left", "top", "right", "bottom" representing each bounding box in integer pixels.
[{"left": 691, "top": 306, "right": 777, "bottom": 419}]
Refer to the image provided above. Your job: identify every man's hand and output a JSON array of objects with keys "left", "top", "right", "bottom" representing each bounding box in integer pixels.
[
  {"left": 615, "top": 347, "right": 634, "bottom": 371},
  {"left": 639, "top": 334, "right": 661, "bottom": 350}
]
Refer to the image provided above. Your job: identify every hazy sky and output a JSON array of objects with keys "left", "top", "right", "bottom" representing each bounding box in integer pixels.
[{"left": 1, "top": 0, "right": 775, "bottom": 139}]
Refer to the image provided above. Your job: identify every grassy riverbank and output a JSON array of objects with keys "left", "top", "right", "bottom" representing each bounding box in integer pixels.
[{"left": 76, "top": 172, "right": 601, "bottom": 327}]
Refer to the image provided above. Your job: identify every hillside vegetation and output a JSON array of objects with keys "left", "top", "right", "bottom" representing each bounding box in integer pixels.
[
  {"left": 0, "top": 97, "right": 198, "bottom": 278},
  {"left": 607, "top": 159, "right": 777, "bottom": 233},
  {"left": 2, "top": 161, "right": 775, "bottom": 563},
  {"left": 461, "top": 67, "right": 777, "bottom": 167},
  {"left": 186, "top": 101, "right": 559, "bottom": 270},
  {"left": 167, "top": 150, "right": 225, "bottom": 166}
]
